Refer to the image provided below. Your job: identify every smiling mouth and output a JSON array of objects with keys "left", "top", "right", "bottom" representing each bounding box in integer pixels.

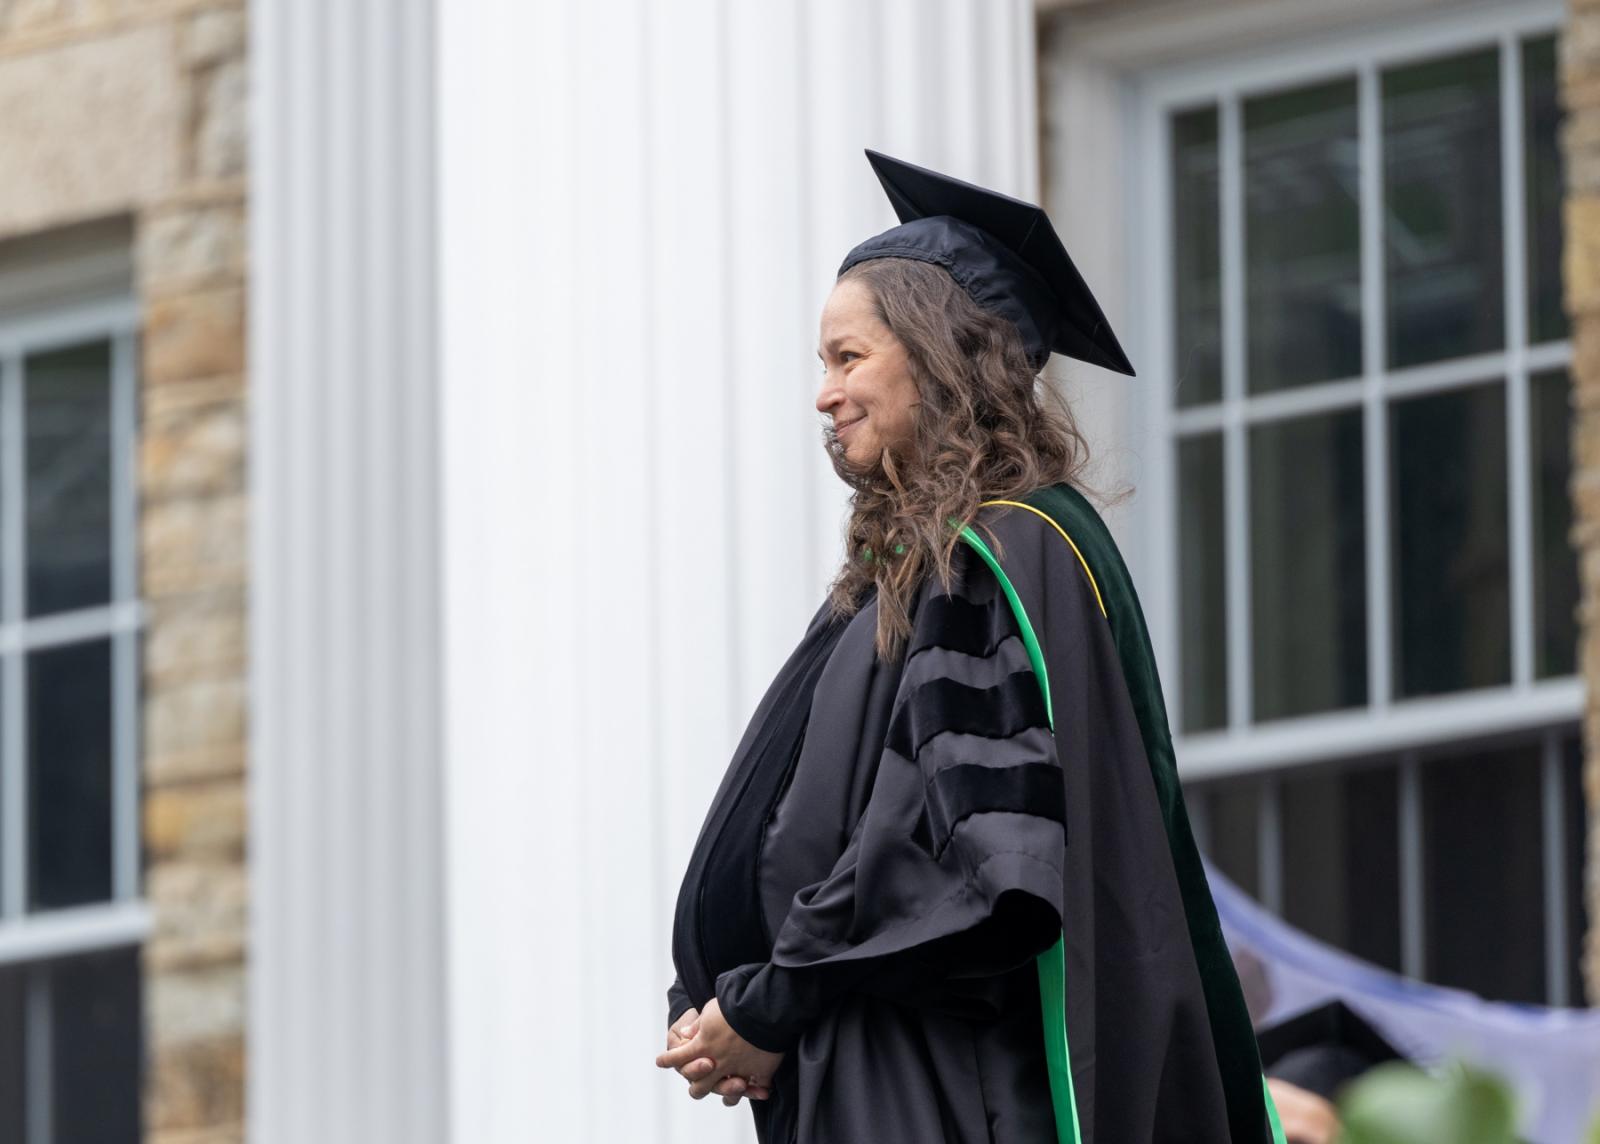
[{"left": 835, "top": 415, "right": 865, "bottom": 436}]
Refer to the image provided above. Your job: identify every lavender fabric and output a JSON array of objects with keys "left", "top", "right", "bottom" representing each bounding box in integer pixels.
[{"left": 1209, "top": 862, "right": 1600, "bottom": 1143}]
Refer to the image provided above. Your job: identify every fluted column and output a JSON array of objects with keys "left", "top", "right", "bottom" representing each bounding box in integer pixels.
[
  {"left": 437, "top": 2, "right": 1040, "bottom": 1142},
  {"left": 248, "top": 1, "right": 445, "bottom": 1141}
]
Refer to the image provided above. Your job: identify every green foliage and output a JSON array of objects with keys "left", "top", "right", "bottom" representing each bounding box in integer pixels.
[{"left": 1337, "top": 1061, "right": 1517, "bottom": 1144}]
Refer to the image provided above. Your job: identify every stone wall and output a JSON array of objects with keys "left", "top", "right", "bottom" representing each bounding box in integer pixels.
[
  {"left": 1565, "top": 0, "right": 1600, "bottom": 1006},
  {"left": 0, "top": 1, "right": 250, "bottom": 1141}
]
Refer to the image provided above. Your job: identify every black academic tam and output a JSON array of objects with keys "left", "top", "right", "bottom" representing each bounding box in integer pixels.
[{"left": 837, "top": 149, "right": 1137, "bottom": 377}]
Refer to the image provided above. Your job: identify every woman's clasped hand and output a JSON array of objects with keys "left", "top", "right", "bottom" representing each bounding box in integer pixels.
[{"left": 655, "top": 998, "right": 785, "bottom": 1107}]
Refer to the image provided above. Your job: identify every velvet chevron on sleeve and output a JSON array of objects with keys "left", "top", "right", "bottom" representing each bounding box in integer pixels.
[{"left": 754, "top": 541, "right": 1069, "bottom": 979}]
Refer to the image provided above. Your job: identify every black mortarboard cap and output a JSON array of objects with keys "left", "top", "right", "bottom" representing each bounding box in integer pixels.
[
  {"left": 837, "top": 149, "right": 1135, "bottom": 377},
  {"left": 1256, "top": 1000, "right": 1408, "bottom": 1101}
]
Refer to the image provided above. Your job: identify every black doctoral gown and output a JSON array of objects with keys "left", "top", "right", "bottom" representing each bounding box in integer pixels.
[{"left": 668, "top": 482, "right": 1277, "bottom": 1144}]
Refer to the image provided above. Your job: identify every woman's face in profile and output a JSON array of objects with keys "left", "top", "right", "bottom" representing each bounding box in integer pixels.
[{"left": 815, "top": 277, "right": 920, "bottom": 468}]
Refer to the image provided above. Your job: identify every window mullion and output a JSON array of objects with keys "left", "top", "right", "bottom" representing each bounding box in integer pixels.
[
  {"left": 1178, "top": 677, "right": 1582, "bottom": 776},
  {"left": 1541, "top": 728, "right": 1569, "bottom": 1005},
  {"left": 111, "top": 332, "right": 139, "bottom": 904},
  {"left": 1189, "top": 793, "right": 1212, "bottom": 854},
  {"left": 1259, "top": 775, "right": 1284, "bottom": 914},
  {"left": 2, "top": 352, "right": 23, "bottom": 920},
  {"left": 1152, "top": 101, "right": 1185, "bottom": 745},
  {"left": 1360, "top": 59, "right": 1393, "bottom": 712},
  {"left": 1220, "top": 92, "right": 1252, "bottom": 730},
  {"left": 1503, "top": 32, "right": 1535, "bottom": 688},
  {"left": 1399, "top": 751, "right": 1425, "bottom": 979},
  {"left": 24, "top": 965, "right": 49, "bottom": 1144},
  {"left": 1527, "top": 340, "right": 1571, "bottom": 374}
]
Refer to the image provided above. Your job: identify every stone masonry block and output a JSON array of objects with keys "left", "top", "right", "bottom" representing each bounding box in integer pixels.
[
  {"left": 182, "top": 6, "right": 245, "bottom": 69},
  {"left": 143, "top": 674, "right": 246, "bottom": 763},
  {"left": 144, "top": 287, "right": 246, "bottom": 385},
  {"left": 143, "top": 777, "right": 245, "bottom": 861},
  {"left": 139, "top": 202, "right": 246, "bottom": 295},
  {"left": 144, "top": 963, "right": 245, "bottom": 1046},
  {"left": 142, "top": 373, "right": 246, "bottom": 421},
  {"left": 145, "top": 859, "right": 247, "bottom": 973},
  {"left": 142, "top": 587, "right": 247, "bottom": 682},
  {"left": 142, "top": 394, "right": 246, "bottom": 501},
  {"left": 141, "top": 491, "right": 247, "bottom": 596},
  {"left": 145, "top": 1029, "right": 244, "bottom": 1128},
  {"left": 193, "top": 55, "right": 245, "bottom": 181},
  {"left": 0, "top": 23, "right": 180, "bottom": 236}
]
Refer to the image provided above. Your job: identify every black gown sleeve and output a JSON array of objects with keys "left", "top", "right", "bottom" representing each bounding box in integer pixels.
[
  {"left": 667, "top": 974, "right": 695, "bottom": 1030},
  {"left": 715, "top": 514, "right": 1073, "bottom": 1053},
  {"left": 718, "top": 893, "right": 1061, "bottom": 1052}
]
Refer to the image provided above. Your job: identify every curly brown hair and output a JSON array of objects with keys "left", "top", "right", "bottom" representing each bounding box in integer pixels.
[{"left": 820, "top": 256, "right": 1127, "bottom": 662}]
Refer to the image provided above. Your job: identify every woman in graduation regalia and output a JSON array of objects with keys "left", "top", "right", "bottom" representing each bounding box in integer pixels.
[{"left": 656, "top": 150, "right": 1286, "bottom": 1144}]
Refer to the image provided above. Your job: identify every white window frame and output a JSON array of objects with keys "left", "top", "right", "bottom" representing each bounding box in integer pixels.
[
  {"left": 0, "top": 285, "right": 150, "bottom": 1143},
  {"left": 1128, "top": 0, "right": 1571, "bottom": 777},
  {"left": 0, "top": 294, "right": 150, "bottom": 961},
  {"left": 1096, "top": 0, "right": 1576, "bottom": 1003}
]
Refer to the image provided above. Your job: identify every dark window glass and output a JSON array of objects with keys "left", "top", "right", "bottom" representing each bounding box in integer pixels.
[
  {"left": 0, "top": 661, "right": 6, "bottom": 902},
  {"left": 1174, "top": 105, "right": 1223, "bottom": 408},
  {"left": 1251, "top": 410, "right": 1367, "bottom": 720},
  {"left": 1390, "top": 382, "right": 1510, "bottom": 697},
  {"left": 0, "top": 963, "right": 23, "bottom": 1144},
  {"left": 1531, "top": 369, "right": 1578, "bottom": 678},
  {"left": 1244, "top": 77, "right": 1362, "bottom": 393},
  {"left": 1563, "top": 735, "right": 1588, "bottom": 1006},
  {"left": 1524, "top": 34, "right": 1567, "bottom": 345},
  {"left": 26, "top": 340, "right": 114, "bottom": 618},
  {"left": 1199, "top": 781, "right": 1261, "bottom": 899},
  {"left": 1282, "top": 763, "right": 1402, "bottom": 971},
  {"left": 1423, "top": 742, "right": 1545, "bottom": 1003},
  {"left": 1383, "top": 47, "right": 1505, "bottom": 368},
  {"left": 51, "top": 946, "right": 141, "bottom": 1143},
  {"left": 1179, "top": 432, "right": 1228, "bottom": 731},
  {"left": 28, "top": 637, "right": 114, "bottom": 910}
]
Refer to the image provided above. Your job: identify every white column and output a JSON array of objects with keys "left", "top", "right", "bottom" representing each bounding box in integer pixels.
[
  {"left": 438, "top": 3, "right": 1039, "bottom": 1142},
  {"left": 248, "top": 0, "right": 446, "bottom": 1142}
]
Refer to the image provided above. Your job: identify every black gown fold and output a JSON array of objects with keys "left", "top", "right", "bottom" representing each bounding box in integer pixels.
[{"left": 668, "top": 485, "right": 1264, "bottom": 1144}]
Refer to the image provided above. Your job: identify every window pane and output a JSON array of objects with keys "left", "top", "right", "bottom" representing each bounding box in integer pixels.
[
  {"left": 0, "top": 664, "right": 7, "bottom": 902},
  {"left": 1173, "top": 105, "right": 1223, "bottom": 407},
  {"left": 1563, "top": 734, "right": 1587, "bottom": 1006},
  {"left": 1245, "top": 77, "right": 1362, "bottom": 393},
  {"left": 26, "top": 339, "right": 114, "bottom": 618},
  {"left": 1198, "top": 781, "right": 1261, "bottom": 899},
  {"left": 1525, "top": 34, "right": 1567, "bottom": 345},
  {"left": 1383, "top": 47, "right": 1505, "bottom": 368},
  {"left": 51, "top": 946, "right": 141, "bottom": 1143},
  {"left": 1423, "top": 742, "right": 1545, "bottom": 1003},
  {"left": 1179, "top": 432, "right": 1228, "bottom": 731},
  {"left": 1390, "top": 382, "right": 1510, "bottom": 697},
  {"left": 28, "top": 636, "right": 114, "bottom": 910},
  {"left": 1282, "top": 763, "right": 1401, "bottom": 971},
  {"left": 1251, "top": 410, "right": 1367, "bottom": 720},
  {"left": 1532, "top": 369, "right": 1578, "bottom": 677},
  {"left": 0, "top": 964, "right": 23, "bottom": 1144}
]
